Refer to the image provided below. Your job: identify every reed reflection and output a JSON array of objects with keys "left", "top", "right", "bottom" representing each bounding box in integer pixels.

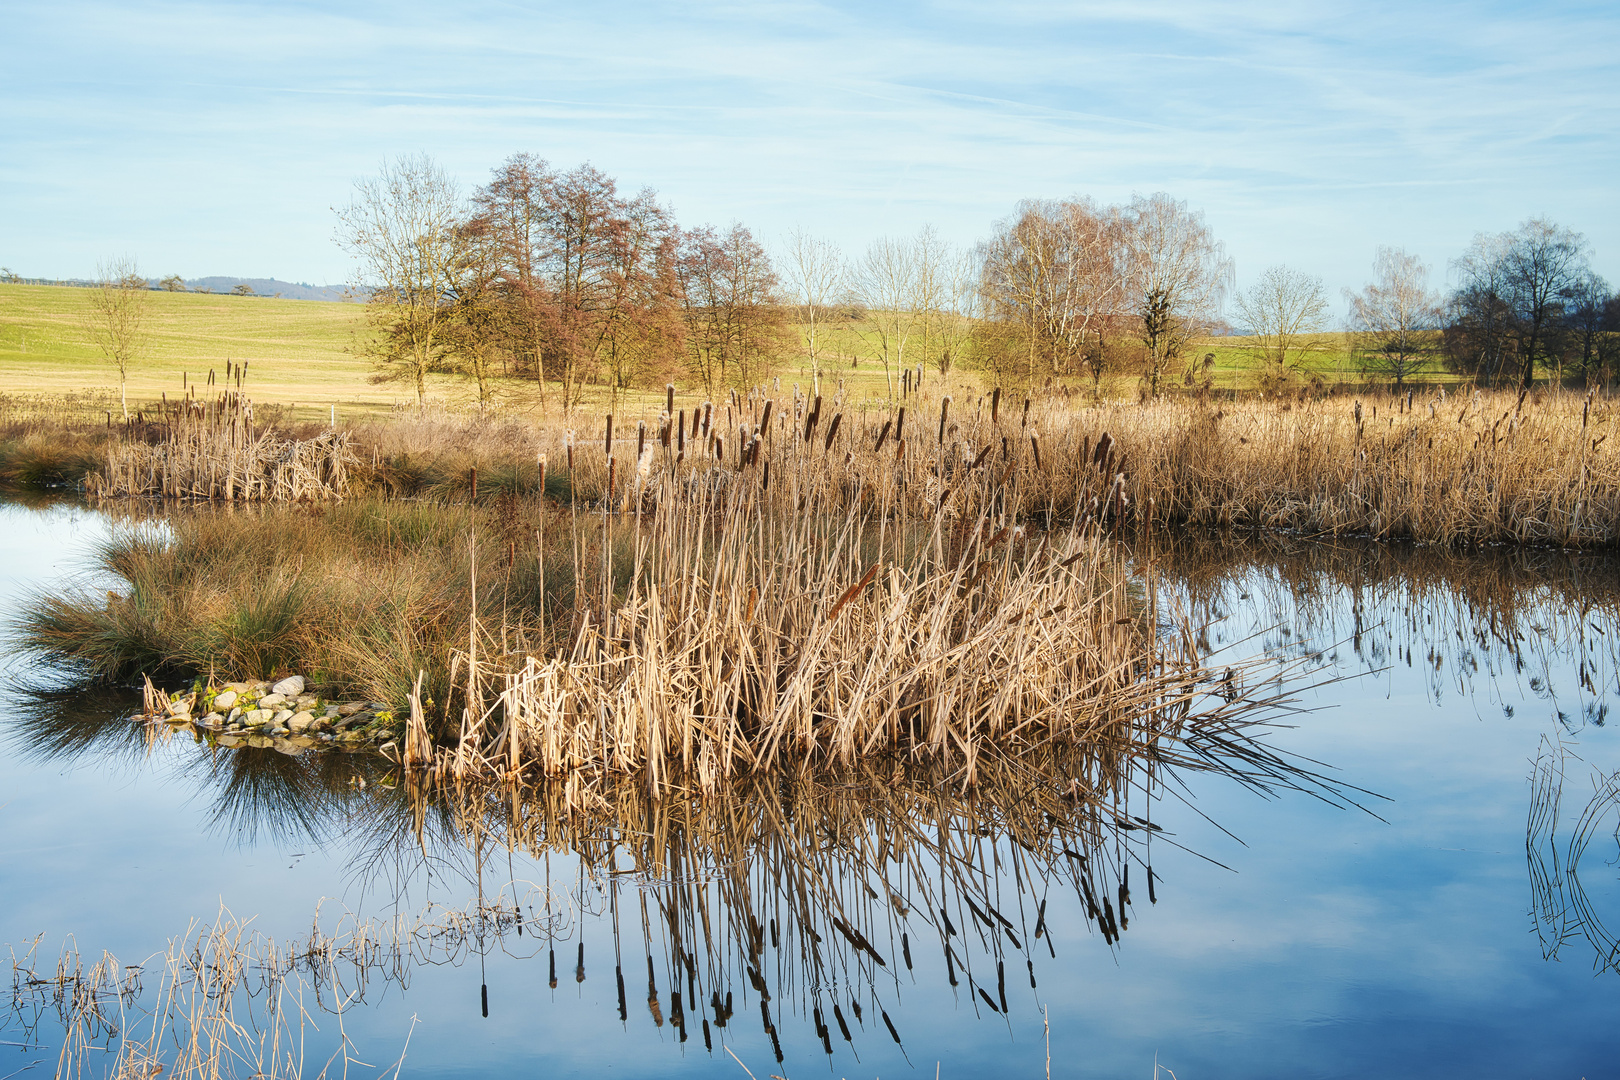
[{"left": 1150, "top": 533, "right": 1620, "bottom": 729}]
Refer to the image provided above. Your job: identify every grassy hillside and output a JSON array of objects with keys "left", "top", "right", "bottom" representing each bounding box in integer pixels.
[
  {"left": 2, "top": 282, "right": 1471, "bottom": 426},
  {"left": 0, "top": 282, "right": 415, "bottom": 421}
]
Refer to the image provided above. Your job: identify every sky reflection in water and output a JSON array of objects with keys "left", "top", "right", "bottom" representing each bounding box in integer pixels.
[{"left": 3, "top": 499, "right": 1620, "bottom": 1079}]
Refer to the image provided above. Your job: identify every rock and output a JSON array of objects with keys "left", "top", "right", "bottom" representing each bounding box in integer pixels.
[
  {"left": 228, "top": 707, "right": 243, "bottom": 722},
  {"left": 323, "top": 706, "right": 341, "bottom": 719},
  {"left": 271, "top": 675, "right": 306, "bottom": 697},
  {"left": 271, "top": 709, "right": 294, "bottom": 723},
  {"left": 212, "top": 690, "right": 238, "bottom": 710},
  {"left": 289, "top": 735, "right": 317, "bottom": 748},
  {"left": 217, "top": 734, "right": 241, "bottom": 747},
  {"left": 294, "top": 695, "right": 318, "bottom": 710},
  {"left": 251, "top": 680, "right": 271, "bottom": 690},
  {"left": 337, "top": 703, "right": 365, "bottom": 716},
  {"left": 287, "top": 711, "right": 315, "bottom": 734},
  {"left": 167, "top": 698, "right": 191, "bottom": 716},
  {"left": 199, "top": 713, "right": 224, "bottom": 728},
  {"left": 271, "top": 739, "right": 304, "bottom": 756},
  {"left": 244, "top": 709, "right": 271, "bottom": 727},
  {"left": 223, "top": 682, "right": 251, "bottom": 693},
  {"left": 246, "top": 734, "right": 272, "bottom": 748},
  {"left": 257, "top": 693, "right": 287, "bottom": 709},
  {"left": 311, "top": 717, "right": 333, "bottom": 733}
]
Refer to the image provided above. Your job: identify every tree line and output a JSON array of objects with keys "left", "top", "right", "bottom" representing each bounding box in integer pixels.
[{"left": 323, "top": 152, "right": 1613, "bottom": 402}]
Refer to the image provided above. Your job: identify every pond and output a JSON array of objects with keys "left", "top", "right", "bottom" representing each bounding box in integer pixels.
[{"left": 3, "top": 496, "right": 1619, "bottom": 1079}]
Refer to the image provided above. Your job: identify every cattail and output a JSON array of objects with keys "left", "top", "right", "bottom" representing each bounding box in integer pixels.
[
  {"left": 874, "top": 418, "right": 892, "bottom": 452},
  {"left": 1030, "top": 428, "right": 1042, "bottom": 470},
  {"left": 761, "top": 458, "right": 770, "bottom": 492},
  {"left": 991, "top": 387, "right": 1001, "bottom": 424},
  {"left": 937, "top": 395, "right": 951, "bottom": 445},
  {"left": 895, "top": 406, "right": 906, "bottom": 442},
  {"left": 676, "top": 411, "right": 685, "bottom": 453},
  {"left": 566, "top": 430, "right": 575, "bottom": 473},
  {"left": 701, "top": 402, "right": 712, "bottom": 438},
  {"left": 823, "top": 413, "right": 841, "bottom": 451},
  {"left": 759, "top": 399, "right": 773, "bottom": 439},
  {"left": 1021, "top": 397, "right": 1030, "bottom": 429},
  {"left": 659, "top": 410, "right": 671, "bottom": 448},
  {"left": 537, "top": 452, "right": 547, "bottom": 494},
  {"left": 604, "top": 414, "right": 614, "bottom": 456},
  {"left": 713, "top": 434, "right": 723, "bottom": 462},
  {"left": 666, "top": 383, "right": 675, "bottom": 416}
]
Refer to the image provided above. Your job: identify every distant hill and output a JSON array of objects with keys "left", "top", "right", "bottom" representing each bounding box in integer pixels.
[{"left": 181, "top": 277, "right": 360, "bottom": 302}]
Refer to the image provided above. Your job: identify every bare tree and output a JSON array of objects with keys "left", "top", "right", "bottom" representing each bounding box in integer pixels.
[
  {"left": 1446, "top": 232, "right": 1516, "bottom": 385},
  {"left": 850, "top": 235, "right": 921, "bottom": 397},
  {"left": 782, "top": 229, "right": 846, "bottom": 374},
  {"left": 1565, "top": 273, "right": 1618, "bottom": 387},
  {"left": 1501, "top": 218, "right": 1591, "bottom": 389},
  {"left": 1122, "top": 194, "right": 1233, "bottom": 397},
  {"left": 677, "top": 223, "right": 787, "bottom": 394},
  {"left": 82, "top": 257, "right": 149, "bottom": 421},
  {"left": 334, "top": 154, "right": 466, "bottom": 407},
  {"left": 979, "top": 198, "right": 1125, "bottom": 386},
  {"left": 1345, "top": 247, "right": 1442, "bottom": 388},
  {"left": 159, "top": 274, "right": 186, "bottom": 292},
  {"left": 1233, "top": 265, "right": 1331, "bottom": 383}
]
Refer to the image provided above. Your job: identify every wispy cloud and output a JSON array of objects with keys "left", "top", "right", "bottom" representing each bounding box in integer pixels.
[{"left": 1, "top": 0, "right": 1614, "bottom": 297}]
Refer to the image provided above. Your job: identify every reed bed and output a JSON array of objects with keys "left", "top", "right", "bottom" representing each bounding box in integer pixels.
[
  {"left": 88, "top": 393, "right": 355, "bottom": 501},
  {"left": 342, "top": 384, "right": 1620, "bottom": 546},
  {"left": 18, "top": 442, "right": 1275, "bottom": 793}
]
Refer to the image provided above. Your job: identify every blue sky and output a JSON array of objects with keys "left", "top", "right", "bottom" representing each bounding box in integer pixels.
[{"left": 3, "top": 0, "right": 1616, "bottom": 306}]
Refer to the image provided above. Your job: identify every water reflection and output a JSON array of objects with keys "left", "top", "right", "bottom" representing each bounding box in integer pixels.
[
  {"left": 4, "top": 664, "right": 1357, "bottom": 1064},
  {"left": 1527, "top": 739, "right": 1620, "bottom": 974},
  {"left": 10, "top": 513, "right": 1620, "bottom": 1074},
  {"left": 1152, "top": 532, "right": 1620, "bottom": 730}
]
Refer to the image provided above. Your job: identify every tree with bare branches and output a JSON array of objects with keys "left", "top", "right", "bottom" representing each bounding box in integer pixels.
[
  {"left": 334, "top": 154, "right": 466, "bottom": 407},
  {"left": 1232, "top": 264, "right": 1331, "bottom": 385},
  {"left": 1345, "top": 247, "right": 1441, "bottom": 388},
  {"left": 850, "top": 235, "right": 921, "bottom": 397},
  {"left": 82, "top": 257, "right": 149, "bottom": 421},
  {"left": 782, "top": 229, "right": 846, "bottom": 375},
  {"left": 1121, "top": 194, "right": 1232, "bottom": 397}
]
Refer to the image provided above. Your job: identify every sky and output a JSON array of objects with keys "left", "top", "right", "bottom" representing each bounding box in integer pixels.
[{"left": 3, "top": 0, "right": 1617, "bottom": 309}]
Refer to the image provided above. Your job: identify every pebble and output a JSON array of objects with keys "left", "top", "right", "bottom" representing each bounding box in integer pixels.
[
  {"left": 271, "top": 739, "right": 304, "bottom": 756},
  {"left": 223, "top": 682, "right": 251, "bottom": 693},
  {"left": 257, "top": 693, "right": 287, "bottom": 708},
  {"left": 336, "top": 703, "right": 365, "bottom": 717},
  {"left": 244, "top": 709, "right": 271, "bottom": 727},
  {"left": 287, "top": 711, "right": 315, "bottom": 734},
  {"left": 213, "top": 690, "right": 238, "bottom": 710},
  {"left": 199, "top": 713, "right": 224, "bottom": 728},
  {"left": 271, "top": 675, "right": 306, "bottom": 697},
  {"left": 271, "top": 709, "right": 294, "bottom": 724}
]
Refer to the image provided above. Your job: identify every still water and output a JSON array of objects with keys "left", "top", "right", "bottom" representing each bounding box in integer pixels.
[{"left": 3, "top": 497, "right": 1619, "bottom": 1079}]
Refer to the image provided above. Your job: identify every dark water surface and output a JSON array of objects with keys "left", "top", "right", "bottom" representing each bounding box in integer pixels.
[{"left": 3, "top": 497, "right": 1620, "bottom": 1079}]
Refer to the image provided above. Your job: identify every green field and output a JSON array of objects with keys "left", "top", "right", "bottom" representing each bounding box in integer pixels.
[{"left": 1, "top": 282, "right": 1465, "bottom": 425}]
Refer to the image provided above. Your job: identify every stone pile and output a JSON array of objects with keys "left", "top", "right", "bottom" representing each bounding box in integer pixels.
[{"left": 152, "top": 674, "right": 402, "bottom": 757}]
